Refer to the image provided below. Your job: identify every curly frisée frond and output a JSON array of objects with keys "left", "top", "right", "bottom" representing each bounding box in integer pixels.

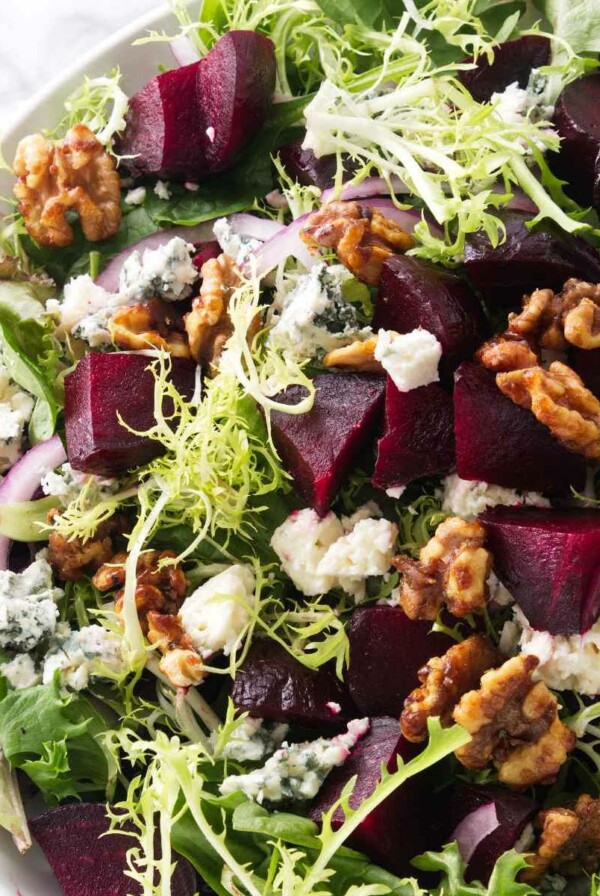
[{"left": 47, "top": 68, "right": 129, "bottom": 149}]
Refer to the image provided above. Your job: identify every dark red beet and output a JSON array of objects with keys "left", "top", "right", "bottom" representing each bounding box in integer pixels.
[
  {"left": 373, "top": 379, "right": 455, "bottom": 490},
  {"left": 277, "top": 142, "right": 357, "bottom": 190},
  {"left": 464, "top": 210, "right": 600, "bottom": 309},
  {"left": 480, "top": 507, "right": 600, "bottom": 635},
  {"left": 346, "top": 606, "right": 453, "bottom": 716},
  {"left": 31, "top": 803, "right": 197, "bottom": 896},
  {"left": 454, "top": 362, "right": 586, "bottom": 496},
  {"left": 553, "top": 73, "right": 600, "bottom": 205},
  {"left": 271, "top": 373, "right": 385, "bottom": 513},
  {"left": 449, "top": 785, "right": 537, "bottom": 883},
  {"left": 192, "top": 240, "right": 221, "bottom": 273},
  {"left": 118, "top": 31, "right": 275, "bottom": 179},
  {"left": 571, "top": 347, "right": 600, "bottom": 400},
  {"left": 374, "top": 256, "right": 487, "bottom": 377},
  {"left": 64, "top": 352, "right": 196, "bottom": 476},
  {"left": 459, "top": 36, "right": 551, "bottom": 102},
  {"left": 310, "top": 717, "right": 435, "bottom": 876},
  {"left": 231, "top": 640, "right": 356, "bottom": 727}
]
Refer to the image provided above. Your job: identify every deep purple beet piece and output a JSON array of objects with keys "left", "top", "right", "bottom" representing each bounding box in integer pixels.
[
  {"left": 480, "top": 507, "right": 600, "bottom": 635},
  {"left": 277, "top": 142, "right": 357, "bottom": 190},
  {"left": 571, "top": 347, "right": 600, "bottom": 400},
  {"left": 464, "top": 209, "right": 600, "bottom": 309},
  {"left": 553, "top": 73, "right": 600, "bottom": 205},
  {"left": 31, "top": 803, "right": 197, "bottom": 896},
  {"left": 449, "top": 784, "right": 537, "bottom": 883},
  {"left": 373, "top": 379, "right": 455, "bottom": 490},
  {"left": 346, "top": 606, "right": 453, "bottom": 716},
  {"left": 454, "top": 362, "right": 586, "bottom": 496},
  {"left": 192, "top": 240, "right": 221, "bottom": 273},
  {"left": 310, "top": 717, "right": 435, "bottom": 876},
  {"left": 271, "top": 373, "right": 385, "bottom": 513},
  {"left": 64, "top": 352, "right": 196, "bottom": 476},
  {"left": 231, "top": 640, "right": 356, "bottom": 727},
  {"left": 459, "top": 36, "right": 551, "bottom": 102},
  {"left": 374, "top": 256, "right": 487, "bottom": 377}
]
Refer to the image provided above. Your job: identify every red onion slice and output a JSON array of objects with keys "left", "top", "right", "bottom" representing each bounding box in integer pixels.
[
  {"left": 321, "top": 175, "right": 409, "bottom": 203},
  {"left": 0, "top": 435, "right": 67, "bottom": 570},
  {"left": 452, "top": 802, "right": 500, "bottom": 864},
  {"left": 227, "top": 213, "right": 285, "bottom": 242},
  {"left": 169, "top": 35, "right": 201, "bottom": 67}
]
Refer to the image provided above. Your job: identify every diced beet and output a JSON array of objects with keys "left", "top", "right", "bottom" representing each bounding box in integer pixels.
[
  {"left": 277, "top": 142, "right": 356, "bottom": 190},
  {"left": 192, "top": 240, "right": 221, "bottom": 273},
  {"left": 346, "top": 606, "right": 453, "bottom": 716},
  {"left": 373, "top": 379, "right": 455, "bottom": 490},
  {"left": 454, "top": 362, "right": 586, "bottom": 496},
  {"left": 571, "top": 347, "right": 600, "bottom": 399},
  {"left": 271, "top": 373, "right": 385, "bottom": 513},
  {"left": 552, "top": 73, "right": 600, "bottom": 205},
  {"left": 449, "top": 784, "right": 537, "bottom": 883},
  {"left": 64, "top": 352, "right": 196, "bottom": 476},
  {"left": 31, "top": 803, "right": 197, "bottom": 896},
  {"left": 310, "top": 717, "right": 436, "bottom": 876},
  {"left": 459, "top": 36, "right": 551, "bottom": 102},
  {"left": 374, "top": 256, "right": 487, "bottom": 377},
  {"left": 118, "top": 31, "right": 275, "bottom": 179},
  {"left": 480, "top": 507, "right": 600, "bottom": 635},
  {"left": 231, "top": 640, "right": 356, "bottom": 727}
]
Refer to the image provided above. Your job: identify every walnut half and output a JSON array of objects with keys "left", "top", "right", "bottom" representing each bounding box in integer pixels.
[
  {"left": 109, "top": 298, "right": 191, "bottom": 357},
  {"left": 522, "top": 795, "right": 600, "bottom": 883}
]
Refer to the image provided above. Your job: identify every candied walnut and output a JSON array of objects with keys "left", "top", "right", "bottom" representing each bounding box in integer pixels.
[
  {"left": 522, "top": 794, "right": 600, "bottom": 883},
  {"left": 508, "top": 287, "right": 566, "bottom": 350},
  {"left": 48, "top": 514, "right": 127, "bottom": 582},
  {"left": 109, "top": 298, "right": 191, "bottom": 357},
  {"left": 497, "top": 361, "right": 600, "bottom": 459},
  {"left": 504, "top": 278, "right": 600, "bottom": 353},
  {"left": 521, "top": 808, "right": 580, "bottom": 883},
  {"left": 147, "top": 611, "right": 205, "bottom": 688},
  {"left": 564, "top": 297, "right": 600, "bottom": 349},
  {"left": 323, "top": 337, "right": 382, "bottom": 372},
  {"left": 400, "top": 634, "right": 501, "bottom": 743},
  {"left": 392, "top": 517, "right": 492, "bottom": 620},
  {"left": 453, "top": 654, "right": 576, "bottom": 787},
  {"left": 13, "top": 124, "right": 121, "bottom": 248},
  {"left": 300, "top": 200, "right": 414, "bottom": 285},
  {"left": 475, "top": 333, "right": 539, "bottom": 373}
]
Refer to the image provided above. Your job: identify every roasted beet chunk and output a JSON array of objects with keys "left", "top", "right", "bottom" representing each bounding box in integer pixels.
[
  {"left": 271, "top": 373, "right": 385, "bottom": 513},
  {"left": 231, "top": 640, "right": 356, "bottom": 727},
  {"left": 373, "top": 379, "right": 455, "bottom": 490},
  {"left": 278, "top": 142, "right": 339, "bottom": 190},
  {"left": 192, "top": 240, "right": 221, "bottom": 273},
  {"left": 374, "top": 256, "right": 486, "bottom": 377},
  {"left": 310, "top": 717, "right": 436, "bottom": 876},
  {"left": 454, "top": 362, "right": 586, "bottom": 496},
  {"left": 346, "top": 606, "right": 453, "bottom": 716},
  {"left": 459, "top": 36, "right": 551, "bottom": 102},
  {"left": 31, "top": 803, "right": 197, "bottom": 896},
  {"left": 64, "top": 352, "right": 196, "bottom": 476},
  {"left": 118, "top": 31, "right": 275, "bottom": 179},
  {"left": 449, "top": 784, "right": 537, "bottom": 883},
  {"left": 571, "top": 347, "right": 600, "bottom": 400},
  {"left": 480, "top": 507, "right": 600, "bottom": 635},
  {"left": 464, "top": 210, "right": 600, "bottom": 309},
  {"left": 553, "top": 73, "right": 600, "bottom": 205}
]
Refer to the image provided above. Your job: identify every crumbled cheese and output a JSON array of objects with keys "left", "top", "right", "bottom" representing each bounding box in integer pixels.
[
  {"left": 0, "top": 653, "right": 40, "bottom": 689},
  {"left": 41, "top": 462, "right": 119, "bottom": 508},
  {"left": 386, "top": 485, "right": 406, "bottom": 499},
  {"left": 341, "top": 501, "right": 382, "bottom": 532},
  {"left": 326, "top": 701, "right": 341, "bottom": 715},
  {"left": 179, "top": 564, "right": 256, "bottom": 657},
  {"left": 42, "top": 623, "right": 125, "bottom": 691},
  {"left": 212, "top": 717, "right": 289, "bottom": 763},
  {"left": 213, "top": 218, "right": 261, "bottom": 267},
  {"left": 153, "top": 180, "right": 172, "bottom": 201},
  {"left": 271, "top": 509, "right": 345, "bottom": 596},
  {"left": 491, "top": 73, "right": 554, "bottom": 130},
  {"left": 317, "top": 517, "right": 398, "bottom": 599},
  {"left": 119, "top": 236, "right": 198, "bottom": 303},
  {"left": 374, "top": 328, "right": 442, "bottom": 392},
  {"left": 0, "top": 360, "right": 34, "bottom": 472},
  {"left": 268, "top": 263, "right": 370, "bottom": 361},
  {"left": 46, "top": 275, "right": 114, "bottom": 338},
  {"left": 124, "top": 186, "right": 147, "bottom": 206},
  {"left": 487, "top": 571, "right": 514, "bottom": 608},
  {"left": 0, "top": 556, "right": 61, "bottom": 651},
  {"left": 220, "top": 718, "right": 370, "bottom": 803},
  {"left": 441, "top": 474, "right": 550, "bottom": 520}
]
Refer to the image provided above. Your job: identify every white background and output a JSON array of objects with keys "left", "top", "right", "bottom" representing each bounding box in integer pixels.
[{"left": 0, "top": 0, "right": 159, "bottom": 128}]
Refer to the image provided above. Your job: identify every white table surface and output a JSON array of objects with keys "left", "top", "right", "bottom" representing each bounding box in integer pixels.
[{"left": 0, "top": 0, "right": 160, "bottom": 129}]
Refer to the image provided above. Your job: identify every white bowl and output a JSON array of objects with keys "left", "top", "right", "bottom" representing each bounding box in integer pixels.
[{"left": 0, "top": 6, "right": 181, "bottom": 893}]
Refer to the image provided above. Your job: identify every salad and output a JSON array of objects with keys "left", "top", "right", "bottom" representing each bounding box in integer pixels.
[{"left": 3, "top": 0, "right": 600, "bottom": 893}]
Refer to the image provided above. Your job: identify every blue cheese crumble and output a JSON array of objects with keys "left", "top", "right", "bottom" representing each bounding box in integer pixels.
[
  {"left": 179, "top": 564, "right": 256, "bottom": 657},
  {"left": 41, "top": 462, "right": 119, "bottom": 508},
  {"left": 374, "top": 328, "right": 442, "bottom": 392},
  {"left": 212, "top": 717, "right": 289, "bottom": 763},
  {"left": 0, "top": 653, "right": 40, "bottom": 689},
  {"left": 441, "top": 474, "right": 550, "bottom": 521},
  {"left": 0, "top": 360, "right": 34, "bottom": 472},
  {"left": 42, "top": 623, "right": 125, "bottom": 691},
  {"left": 220, "top": 717, "right": 370, "bottom": 803},
  {"left": 0, "top": 556, "right": 61, "bottom": 652},
  {"left": 213, "top": 218, "right": 261, "bottom": 267}
]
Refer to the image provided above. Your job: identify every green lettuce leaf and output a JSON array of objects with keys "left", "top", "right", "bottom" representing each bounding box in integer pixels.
[
  {"left": 413, "top": 842, "right": 539, "bottom": 896},
  {"left": 541, "top": 0, "right": 600, "bottom": 53}
]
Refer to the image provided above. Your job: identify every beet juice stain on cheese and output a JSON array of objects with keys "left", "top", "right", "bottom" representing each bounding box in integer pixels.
[{"left": 3, "top": 1, "right": 600, "bottom": 893}]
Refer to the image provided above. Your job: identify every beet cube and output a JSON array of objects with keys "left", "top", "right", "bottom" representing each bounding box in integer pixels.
[
  {"left": 231, "top": 640, "right": 356, "bottom": 728},
  {"left": 464, "top": 210, "right": 600, "bottom": 310},
  {"left": 31, "top": 803, "right": 197, "bottom": 896},
  {"left": 192, "top": 240, "right": 221, "bottom": 273},
  {"left": 571, "top": 347, "right": 600, "bottom": 400},
  {"left": 459, "top": 36, "right": 551, "bottom": 103},
  {"left": 553, "top": 73, "right": 600, "bottom": 205},
  {"left": 271, "top": 373, "right": 385, "bottom": 514},
  {"left": 373, "top": 379, "right": 455, "bottom": 490},
  {"left": 310, "top": 717, "right": 435, "bottom": 876},
  {"left": 346, "top": 606, "right": 453, "bottom": 716},
  {"left": 480, "top": 507, "right": 600, "bottom": 635},
  {"left": 64, "top": 352, "right": 196, "bottom": 476},
  {"left": 374, "top": 256, "right": 486, "bottom": 377},
  {"left": 277, "top": 142, "right": 357, "bottom": 190},
  {"left": 454, "top": 362, "right": 586, "bottom": 496}
]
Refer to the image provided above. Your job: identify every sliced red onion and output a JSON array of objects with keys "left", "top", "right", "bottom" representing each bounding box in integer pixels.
[
  {"left": 321, "top": 175, "right": 409, "bottom": 203},
  {"left": 360, "top": 198, "right": 444, "bottom": 237},
  {"left": 452, "top": 802, "right": 500, "bottom": 864},
  {"left": 226, "top": 213, "right": 285, "bottom": 242},
  {"left": 169, "top": 35, "right": 201, "bottom": 67},
  {"left": 248, "top": 213, "right": 314, "bottom": 277},
  {"left": 0, "top": 435, "right": 67, "bottom": 570}
]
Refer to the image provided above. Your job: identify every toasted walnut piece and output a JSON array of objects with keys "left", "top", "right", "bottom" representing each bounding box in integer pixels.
[
  {"left": 475, "top": 333, "right": 539, "bottom": 373},
  {"left": 109, "top": 298, "right": 191, "bottom": 357},
  {"left": 508, "top": 287, "right": 566, "bottom": 350},
  {"left": 300, "top": 200, "right": 414, "bottom": 285},
  {"left": 564, "top": 298, "right": 600, "bottom": 349},
  {"left": 522, "top": 795, "right": 600, "bottom": 884},
  {"left": 147, "top": 611, "right": 205, "bottom": 688},
  {"left": 392, "top": 517, "right": 492, "bottom": 620},
  {"left": 521, "top": 808, "right": 580, "bottom": 884},
  {"left": 497, "top": 361, "right": 600, "bottom": 459},
  {"left": 48, "top": 514, "right": 127, "bottom": 582},
  {"left": 323, "top": 337, "right": 382, "bottom": 372},
  {"left": 13, "top": 124, "right": 121, "bottom": 248},
  {"left": 453, "top": 654, "right": 575, "bottom": 787},
  {"left": 400, "top": 634, "right": 501, "bottom": 743}
]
